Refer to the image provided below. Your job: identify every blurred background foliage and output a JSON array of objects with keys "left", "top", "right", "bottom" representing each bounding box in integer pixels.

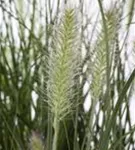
[{"left": 0, "top": 0, "right": 135, "bottom": 150}]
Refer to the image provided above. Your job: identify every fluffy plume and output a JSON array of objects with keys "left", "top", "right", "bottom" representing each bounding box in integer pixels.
[{"left": 45, "top": 8, "right": 80, "bottom": 150}]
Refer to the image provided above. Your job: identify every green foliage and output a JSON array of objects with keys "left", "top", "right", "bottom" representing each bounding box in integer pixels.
[{"left": 0, "top": 0, "right": 135, "bottom": 150}]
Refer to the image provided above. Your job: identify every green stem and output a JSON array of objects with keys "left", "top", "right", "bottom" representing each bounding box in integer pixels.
[
  {"left": 52, "top": 117, "right": 59, "bottom": 150},
  {"left": 99, "top": 68, "right": 135, "bottom": 150}
]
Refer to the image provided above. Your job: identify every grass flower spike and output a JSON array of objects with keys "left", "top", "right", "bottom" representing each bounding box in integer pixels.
[{"left": 46, "top": 8, "right": 80, "bottom": 150}]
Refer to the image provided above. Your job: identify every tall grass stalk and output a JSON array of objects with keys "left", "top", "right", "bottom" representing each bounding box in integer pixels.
[{"left": 45, "top": 9, "right": 80, "bottom": 150}]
